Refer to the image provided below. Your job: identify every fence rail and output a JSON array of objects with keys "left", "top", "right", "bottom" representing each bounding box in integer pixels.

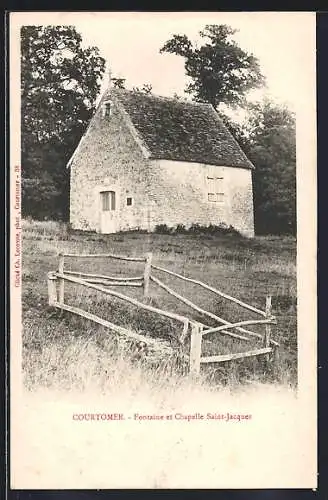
[
  {"left": 64, "top": 270, "right": 143, "bottom": 281},
  {"left": 150, "top": 275, "right": 252, "bottom": 342},
  {"left": 200, "top": 347, "right": 273, "bottom": 365},
  {"left": 53, "top": 271, "right": 190, "bottom": 334},
  {"left": 47, "top": 251, "right": 279, "bottom": 376},
  {"left": 151, "top": 264, "right": 266, "bottom": 317},
  {"left": 202, "top": 318, "right": 276, "bottom": 337},
  {"left": 51, "top": 301, "right": 176, "bottom": 350},
  {"left": 150, "top": 272, "right": 272, "bottom": 341},
  {"left": 60, "top": 252, "right": 145, "bottom": 262}
]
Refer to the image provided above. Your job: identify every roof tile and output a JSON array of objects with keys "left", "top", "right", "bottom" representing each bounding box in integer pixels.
[{"left": 111, "top": 89, "right": 253, "bottom": 169}]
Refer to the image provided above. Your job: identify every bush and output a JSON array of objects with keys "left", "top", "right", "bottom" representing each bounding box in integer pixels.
[
  {"left": 175, "top": 224, "right": 187, "bottom": 234},
  {"left": 155, "top": 222, "right": 241, "bottom": 236},
  {"left": 182, "top": 223, "right": 241, "bottom": 236},
  {"left": 205, "top": 223, "right": 241, "bottom": 236},
  {"left": 154, "top": 224, "right": 172, "bottom": 234},
  {"left": 188, "top": 223, "right": 202, "bottom": 234}
]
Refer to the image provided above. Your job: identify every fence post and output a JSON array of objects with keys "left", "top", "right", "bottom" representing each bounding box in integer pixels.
[
  {"left": 273, "top": 345, "right": 280, "bottom": 379},
  {"left": 264, "top": 295, "right": 272, "bottom": 362},
  {"left": 47, "top": 272, "right": 57, "bottom": 306},
  {"left": 143, "top": 252, "right": 152, "bottom": 297},
  {"left": 190, "top": 323, "right": 202, "bottom": 376},
  {"left": 180, "top": 319, "right": 189, "bottom": 344},
  {"left": 58, "top": 253, "right": 65, "bottom": 304},
  {"left": 264, "top": 296, "right": 272, "bottom": 346}
]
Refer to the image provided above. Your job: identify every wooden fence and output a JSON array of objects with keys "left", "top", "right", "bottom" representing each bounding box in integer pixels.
[{"left": 47, "top": 251, "right": 279, "bottom": 375}]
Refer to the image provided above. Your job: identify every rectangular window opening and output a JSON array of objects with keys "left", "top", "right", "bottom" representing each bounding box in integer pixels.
[
  {"left": 102, "top": 100, "right": 112, "bottom": 118},
  {"left": 207, "top": 175, "right": 225, "bottom": 203},
  {"left": 101, "top": 191, "right": 115, "bottom": 211},
  {"left": 127, "top": 197, "right": 133, "bottom": 206}
]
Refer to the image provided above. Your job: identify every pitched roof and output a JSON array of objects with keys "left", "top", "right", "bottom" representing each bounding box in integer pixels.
[{"left": 110, "top": 88, "right": 254, "bottom": 169}]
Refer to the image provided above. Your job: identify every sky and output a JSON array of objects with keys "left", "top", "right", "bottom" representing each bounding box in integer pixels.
[{"left": 12, "top": 11, "right": 316, "bottom": 113}]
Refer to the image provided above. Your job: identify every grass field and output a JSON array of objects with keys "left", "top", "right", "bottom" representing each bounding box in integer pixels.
[{"left": 22, "top": 219, "right": 297, "bottom": 391}]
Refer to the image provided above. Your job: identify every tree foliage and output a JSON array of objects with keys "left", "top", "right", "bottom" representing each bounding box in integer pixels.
[
  {"left": 111, "top": 77, "right": 153, "bottom": 95},
  {"left": 21, "top": 25, "right": 105, "bottom": 219},
  {"left": 160, "top": 24, "right": 264, "bottom": 108},
  {"left": 224, "top": 101, "right": 296, "bottom": 235},
  {"left": 160, "top": 23, "right": 295, "bottom": 235},
  {"left": 246, "top": 100, "right": 296, "bottom": 235},
  {"left": 132, "top": 83, "right": 153, "bottom": 94},
  {"left": 112, "top": 77, "right": 126, "bottom": 89}
]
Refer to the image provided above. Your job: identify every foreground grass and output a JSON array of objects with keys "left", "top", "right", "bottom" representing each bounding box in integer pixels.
[{"left": 22, "top": 219, "right": 297, "bottom": 390}]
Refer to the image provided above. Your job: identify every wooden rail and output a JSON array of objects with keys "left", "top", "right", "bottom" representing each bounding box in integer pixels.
[
  {"left": 52, "top": 301, "right": 174, "bottom": 350},
  {"left": 54, "top": 272, "right": 189, "bottom": 338},
  {"left": 82, "top": 279, "right": 143, "bottom": 287},
  {"left": 150, "top": 275, "right": 251, "bottom": 342},
  {"left": 64, "top": 270, "right": 143, "bottom": 281},
  {"left": 60, "top": 252, "right": 145, "bottom": 262},
  {"left": 200, "top": 347, "right": 273, "bottom": 364},
  {"left": 202, "top": 318, "right": 275, "bottom": 337},
  {"left": 151, "top": 264, "right": 266, "bottom": 317},
  {"left": 151, "top": 269, "right": 266, "bottom": 339},
  {"left": 47, "top": 252, "right": 280, "bottom": 376}
]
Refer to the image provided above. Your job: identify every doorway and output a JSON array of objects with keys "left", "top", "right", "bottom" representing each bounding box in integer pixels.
[{"left": 99, "top": 190, "right": 117, "bottom": 233}]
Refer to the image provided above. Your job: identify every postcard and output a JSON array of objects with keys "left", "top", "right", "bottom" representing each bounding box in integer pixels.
[{"left": 9, "top": 11, "right": 317, "bottom": 489}]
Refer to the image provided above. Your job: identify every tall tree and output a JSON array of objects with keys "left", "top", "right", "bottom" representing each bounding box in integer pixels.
[
  {"left": 112, "top": 77, "right": 126, "bottom": 89},
  {"left": 21, "top": 25, "right": 105, "bottom": 219},
  {"left": 230, "top": 100, "right": 296, "bottom": 235},
  {"left": 132, "top": 83, "right": 153, "bottom": 94},
  {"left": 160, "top": 24, "right": 264, "bottom": 108},
  {"left": 111, "top": 79, "right": 153, "bottom": 94},
  {"left": 161, "top": 24, "right": 294, "bottom": 235}
]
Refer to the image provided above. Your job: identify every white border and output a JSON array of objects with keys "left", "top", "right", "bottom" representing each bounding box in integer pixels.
[{"left": 9, "top": 12, "right": 317, "bottom": 489}]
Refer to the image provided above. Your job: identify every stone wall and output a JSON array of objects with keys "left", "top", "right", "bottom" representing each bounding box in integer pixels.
[
  {"left": 229, "top": 167, "right": 255, "bottom": 237},
  {"left": 146, "top": 160, "right": 254, "bottom": 237},
  {"left": 69, "top": 96, "right": 151, "bottom": 232}
]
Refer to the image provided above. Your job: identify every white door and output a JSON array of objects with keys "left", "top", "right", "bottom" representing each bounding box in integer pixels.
[{"left": 99, "top": 190, "right": 117, "bottom": 233}]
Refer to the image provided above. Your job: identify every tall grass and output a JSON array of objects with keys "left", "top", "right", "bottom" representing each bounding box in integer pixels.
[{"left": 22, "top": 219, "right": 297, "bottom": 391}]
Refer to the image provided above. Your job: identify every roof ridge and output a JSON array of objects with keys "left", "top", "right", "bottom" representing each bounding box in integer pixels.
[
  {"left": 107, "top": 87, "right": 253, "bottom": 170},
  {"left": 110, "top": 87, "right": 212, "bottom": 108},
  {"left": 209, "top": 106, "right": 254, "bottom": 169}
]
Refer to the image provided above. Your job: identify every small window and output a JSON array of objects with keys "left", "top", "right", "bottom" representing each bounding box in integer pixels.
[
  {"left": 101, "top": 191, "right": 115, "bottom": 211},
  {"left": 127, "top": 197, "right": 133, "bottom": 206},
  {"left": 101, "top": 100, "right": 112, "bottom": 118},
  {"left": 208, "top": 193, "right": 224, "bottom": 203},
  {"left": 207, "top": 176, "right": 224, "bottom": 203}
]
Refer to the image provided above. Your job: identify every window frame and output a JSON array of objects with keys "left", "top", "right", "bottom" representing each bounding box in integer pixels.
[
  {"left": 101, "top": 100, "right": 112, "bottom": 118},
  {"left": 100, "top": 190, "right": 116, "bottom": 211},
  {"left": 206, "top": 175, "right": 225, "bottom": 203}
]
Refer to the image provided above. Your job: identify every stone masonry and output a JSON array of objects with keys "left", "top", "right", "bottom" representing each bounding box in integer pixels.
[{"left": 69, "top": 93, "right": 255, "bottom": 237}]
